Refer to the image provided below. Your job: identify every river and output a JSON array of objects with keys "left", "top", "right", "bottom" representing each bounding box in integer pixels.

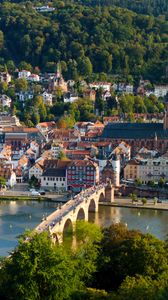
[{"left": 0, "top": 200, "right": 168, "bottom": 256}]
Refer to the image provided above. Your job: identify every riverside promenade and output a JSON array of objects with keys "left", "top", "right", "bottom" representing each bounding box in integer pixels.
[{"left": 101, "top": 197, "right": 168, "bottom": 211}]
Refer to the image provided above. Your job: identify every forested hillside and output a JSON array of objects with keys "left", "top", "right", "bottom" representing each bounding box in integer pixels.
[
  {"left": 78, "top": 0, "right": 168, "bottom": 17},
  {"left": 0, "top": 1, "right": 167, "bottom": 82}
]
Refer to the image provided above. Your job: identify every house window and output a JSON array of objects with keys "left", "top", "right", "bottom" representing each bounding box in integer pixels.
[
  {"left": 56, "top": 178, "right": 58, "bottom": 181},
  {"left": 63, "top": 178, "right": 65, "bottom": 181},
  {"left": 60, "top": 178, "right": 62, "bottom": 181},
  {"left": 46, "top": 183, "right": 48, "bottom": 185},
  {"left": 62, "top": 183, "right": 64, "bottom": 186},
  {"left": 44, "top": 177, "right": 46, "bottom": 181}
]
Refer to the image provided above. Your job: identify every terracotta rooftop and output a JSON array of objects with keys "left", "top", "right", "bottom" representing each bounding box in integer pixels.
[
  {"left": 44, "top": 159, "right": 71, "bottom": 169},
  {"left": 38, "top": 121, "right": 55, "bottom": 128},
  {"left": 4, "top": 126, "right": 39, "bottom": 133},
  {"left": 68, "top": 159, "right": 98, "bottom": 168}
]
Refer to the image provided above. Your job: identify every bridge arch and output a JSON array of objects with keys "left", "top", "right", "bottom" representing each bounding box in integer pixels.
[
  {"left": 63, "top": 218, "right": 73, "bottom": 237},
  {"left": 99, "top": 192, "right": 105, "bottom": 202},
  {"left": 76, "top": 207, "right": 85, "bottom": 220},
  {"left": 52, "top": 232, "right": 59, "bottom": 244},
  {"left": 88, "top": 198, "right": 96, "bottom": 212}
]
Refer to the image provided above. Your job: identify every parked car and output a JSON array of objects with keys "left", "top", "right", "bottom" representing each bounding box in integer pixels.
[
  {"left": 39, "top": 190, "right": 46, "bottom": 195},
  {"left": 31, "top": 191, "right": 41, "bottom": 196},
  {"left": 157, "top": 199, "right": 162, "bottom": 203}
]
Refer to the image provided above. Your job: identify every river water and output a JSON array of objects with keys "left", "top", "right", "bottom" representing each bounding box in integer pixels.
[{"left": 0, "top": 200, "right": 168, "bottom": 256}]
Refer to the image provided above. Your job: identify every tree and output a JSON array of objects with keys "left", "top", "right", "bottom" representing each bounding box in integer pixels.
[
  {"left": 0, "top": 30, "right": 4, "bottom": 49},
  {"left": 0, "top": 82, "right": 8, "bottom": 93},
  {"left": 67, "top": 60, "right": 78, "bottom": 80},
  {"left": 31, "top": 111, "right": 40, "bottom": 125},
  {"left": 147, "top": 180, "right": 156, "bottom": 187},
  {"left": 0, "top": 177, "right": 6, "bottom": 189},
  {"left": 129, "top": 193, "right": 138, "bottom": 204},
  {"left": 58, "top": 150, "right": 68, "bottom": 160},
  {"left": 28, "top": 175, "right": 38, "bottom": 187},
  {"left": 6, "top": 60, "right": 15, "bottom": 73},
  {"left": 15, "top": 78, "right": 28, "bottom": 92},
  {"left": 18, "top": 61, "right": 32, "bottom": 72},
  {"left": 57, "top": 118, "right": 67, "bottom": 129},
  {"left": 117, "top": 270, "right": 168, "bottom": 300},
  {"left": 78, "top": 56, "right": 93, "bottom": 77},
  {"left": 158, "top": 178, "right": 166, "bottom": 188},
  {"left": 94, "top": 223, "right": 168, "bottom": 291},
  {"left": 141, "top": 197, "right": 147, "bottom": 205},
  {"left": 0, "top": 231, "right": 80, "bottom": 300},
  {"left": 74, "top": 221, "right": 103, "bottom": 285},
  {"left": 135, "top": 178, "right": 142, "bottom": 186},
  {"left": 117, "top": 275, "right": 155, "bottom": 300},
  {"left": 34, "top": 96, "right": 47, "bottom": 121}
]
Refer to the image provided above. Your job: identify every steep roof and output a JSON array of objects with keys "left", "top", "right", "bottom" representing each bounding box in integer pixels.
[
  {"left": 43, "top": 159, "right": 70, "bottom": 169},
  {"left": 42, "top": 168, "right": 66, "bottom": 177},
  {"left": 102, "top": 122, "right": 168, "bottom": 139}
]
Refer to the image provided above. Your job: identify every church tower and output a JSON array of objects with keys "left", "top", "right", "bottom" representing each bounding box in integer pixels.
[
  {"left": 56, "top": 62, "right": 61, "bottom": 78},
  {"left": 163, "top": 101, "right": 168, "bottom": 130}
]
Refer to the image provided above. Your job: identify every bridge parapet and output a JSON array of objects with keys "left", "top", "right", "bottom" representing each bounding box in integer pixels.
[{"left": 35, "top": 183, "right": 114, "bottom": 242}]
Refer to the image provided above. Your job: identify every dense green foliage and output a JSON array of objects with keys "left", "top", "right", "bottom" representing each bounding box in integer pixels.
[
  {"left": 78, "top": 0, "right": 168, "bottom": 17},
  {"left": 16, "top": 92, "right": 164, "bottom": 126},
  {"left": 1, "top": 222, "right": 168, "bottom": 299},
  {"left": 0, "top": 1, "right": 168, "bottom": 82}
]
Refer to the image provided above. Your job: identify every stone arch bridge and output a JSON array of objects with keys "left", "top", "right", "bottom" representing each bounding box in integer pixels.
[{"left": 35, "top": 183, "right": 114, "bottom": 242}]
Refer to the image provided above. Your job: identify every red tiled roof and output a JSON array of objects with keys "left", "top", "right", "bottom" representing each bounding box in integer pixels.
[
  {"left": 68, "top": 159, "right": 98, "bottom": 168},
  {"left": 65, "top": 150, "right": 90, "bottom": 155},
  {"left": 4, "top": 126, "right": 39, "bottom": 133},
  {"left": 38, "top": 121, "right": 55, "bottom": 128}
]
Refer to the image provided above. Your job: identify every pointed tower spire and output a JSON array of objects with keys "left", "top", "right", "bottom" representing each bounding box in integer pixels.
[
  {"left": 163, "top": 99, "right": 168, "bottom": 130},
  {"left": 154, "top": 132, "right": 158, "bottom": 150},
  {"left": 56, "top": 62, "right": 61, "bottom": 78}
]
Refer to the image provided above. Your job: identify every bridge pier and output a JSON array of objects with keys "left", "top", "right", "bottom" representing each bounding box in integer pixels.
[{"left": 105, "top": 181, "right": 114, "bottom": 202}]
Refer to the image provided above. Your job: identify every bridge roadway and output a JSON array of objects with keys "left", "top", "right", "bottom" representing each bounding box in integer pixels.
[{"left": 35, "top": 183, "right": 114, "bottom": 242}]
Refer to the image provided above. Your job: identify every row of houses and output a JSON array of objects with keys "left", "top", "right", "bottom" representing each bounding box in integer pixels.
[
  {"left": 1, "top": 68, "right": 168, "bottom": 113},
  {"left": 29, "top": 158, "right": 99, "bottom": 192},
  {"left": 124, "top": 151, "right": 168, "bottom": 184}
]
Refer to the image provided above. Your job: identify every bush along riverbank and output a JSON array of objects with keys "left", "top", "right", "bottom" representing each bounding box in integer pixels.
[{"left": 0, "top": 195, "right": 49, "bottom": 201}]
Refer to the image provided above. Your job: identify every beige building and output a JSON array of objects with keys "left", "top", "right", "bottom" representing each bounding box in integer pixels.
[
  {"left": 29, "top": 159, "right": 44, "bottom": 180},
  {"left": 124, "top": 159, "right": 139, "bottom": 181},
  {"left": 51, "top": 142, "right": 64, "bottom": 158},
  {"left": 124, "top": 155, "right": 168, "bottom": 184},
  {"left": 138, "top": 156, "right": 168, "bottom": 183}
]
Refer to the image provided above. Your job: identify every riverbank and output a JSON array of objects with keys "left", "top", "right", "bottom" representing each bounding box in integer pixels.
[
  {"left": 100, "top": 197, "right": 168, "bottom": 211},
  {"left": 0, "top": 194, "right": 68, "bottom": 202}
]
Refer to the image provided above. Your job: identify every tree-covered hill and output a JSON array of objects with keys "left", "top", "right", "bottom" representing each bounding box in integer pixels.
[
  {"left": 78, "top": 0, "right": 168, "bottom": 17},
  {"left": 0, "top": 1, "right": 168, "bottom": 82}
]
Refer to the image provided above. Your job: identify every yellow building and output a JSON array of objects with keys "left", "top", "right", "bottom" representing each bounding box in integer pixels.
[{"left": 124, "top": 159, "right": 139, "bottom": 180}]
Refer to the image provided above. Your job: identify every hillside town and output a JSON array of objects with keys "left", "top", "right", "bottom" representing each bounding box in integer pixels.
[
  {"left": 1, "top": 1, "right": 168, "bottom": 298},
  {"left": 0, "top": 65, "right": 168, "bottom": 199}
]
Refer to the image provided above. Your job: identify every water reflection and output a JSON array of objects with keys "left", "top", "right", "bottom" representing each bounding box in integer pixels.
[
  {"left": 0, "top": 200, "right": 58, "bottom": 257},
  {"left": 89, "top": 206, "right": 168, "bottom": 240},
  {"left": 0, "top": 200, "right": 168, "bottom": 257}
]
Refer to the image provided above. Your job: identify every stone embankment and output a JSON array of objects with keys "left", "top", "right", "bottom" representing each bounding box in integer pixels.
[{"left": 101, "top": 197, "right": 168, "bottom": 211}]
